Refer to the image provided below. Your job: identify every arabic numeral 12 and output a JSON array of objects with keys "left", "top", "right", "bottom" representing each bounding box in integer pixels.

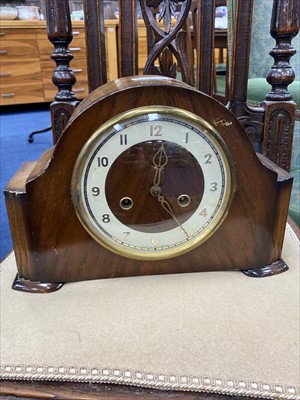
[{"left": 150, "top": 125, "right": 162, "bottom": 136}]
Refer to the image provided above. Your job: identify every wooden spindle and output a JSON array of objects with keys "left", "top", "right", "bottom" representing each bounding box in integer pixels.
[
  {"left": 227, "top": 0, "right": 265, "bottom": 145},
  {"left": 84, "top": 0, "right": 107, "bottom": 92},
  {"left": 227, "top": 0, "right": 254, "bottom": 107},
  {"left": 266, "top": 0, "right": 299, "bottom": 102},
  {"left": 195, "top": 0, "right": 215, "bottom": 95},
  {"left": 46, "top": 0, "right": 79, "bottom": 143},
  {"left": 262, "top": 0, "right": 299, "bottom": 171},
  {"left": 118, "top": 0, "right": 138, "bottom": 77}
]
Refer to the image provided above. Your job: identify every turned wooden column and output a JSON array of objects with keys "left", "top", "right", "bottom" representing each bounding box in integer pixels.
[
  {"left": 227, "top": 0, "right": 265, "bottom": 145},
  {"left": 83, "top": 0, "right": 107, "bottom": 92},
  {"left": 195, "top": 0, "right": 215, "bottom": 95},
  {"left": 262, "top": 0, "right": 299, "bottom": 171},
  {"left": 118, "top": 0, "right": 138, "bottom": 77},
  {"left": 46, "top": 0, "right": 80, "bottom": 144}
]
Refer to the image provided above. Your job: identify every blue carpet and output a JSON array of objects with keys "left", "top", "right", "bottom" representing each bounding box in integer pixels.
[{"left": 0, "top": 105, "right": 52, "bottom": 260}]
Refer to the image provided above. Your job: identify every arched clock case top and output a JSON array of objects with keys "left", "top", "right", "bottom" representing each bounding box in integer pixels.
[{"left": 4, "top": 77, "right": 292, "bottom": 293}]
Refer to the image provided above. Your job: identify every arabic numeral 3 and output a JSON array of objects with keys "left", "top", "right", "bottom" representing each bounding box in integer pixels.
[{"left": 210, "top": 182, "right": 218, "bottom": 191}]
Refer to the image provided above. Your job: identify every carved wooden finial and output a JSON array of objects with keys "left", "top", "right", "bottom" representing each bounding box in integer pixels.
[
  {"left": 46, "top": 0, "right": 80, "bottom": 143},
  {"left": 262, "top": 0, "right": 299, "bottom": 171},
  {"left": 265, "top": 0, "right": 300, "bottom": 101},
  {"left": 46, "top": 0, "right": 77, "bottom": 102}
]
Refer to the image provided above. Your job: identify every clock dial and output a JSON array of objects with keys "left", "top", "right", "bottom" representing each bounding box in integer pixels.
[{"left": 72, "top": 106, "right": 235, "bottom": 260}]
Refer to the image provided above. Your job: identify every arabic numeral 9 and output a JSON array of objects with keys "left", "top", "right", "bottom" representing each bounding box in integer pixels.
[{"left": 92, "top": 187, "right": 100, "bottom": 196}]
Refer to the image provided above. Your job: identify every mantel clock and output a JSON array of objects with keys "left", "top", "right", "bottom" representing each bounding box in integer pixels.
[{"left": 4, "top": 77, "right": 293, "bottom": 293}]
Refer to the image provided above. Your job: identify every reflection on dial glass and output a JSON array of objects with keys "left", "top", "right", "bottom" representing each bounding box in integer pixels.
[{"left": 72, "top": 107, "right": 234, "bottom": 260}]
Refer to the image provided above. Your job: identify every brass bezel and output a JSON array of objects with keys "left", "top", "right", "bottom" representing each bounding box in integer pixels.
[{"left": 71, "top": 106, "right": 236, "bottom": 260}]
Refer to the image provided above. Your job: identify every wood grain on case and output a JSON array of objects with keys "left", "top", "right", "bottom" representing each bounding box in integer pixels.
[{"left": 4, "top": 78, "right": 293, "bottom": 288}]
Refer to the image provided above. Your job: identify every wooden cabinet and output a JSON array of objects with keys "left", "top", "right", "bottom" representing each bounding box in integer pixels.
[
  {"left": 0, "top": 24, "right": 44, "bottom": 105},
  {"left": 0, "top": 20, "right": 118, "bottom": 106}
]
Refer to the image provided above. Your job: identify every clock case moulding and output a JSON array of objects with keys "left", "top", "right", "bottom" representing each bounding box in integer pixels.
[{"left": 4, "top": 76, "right": 293, "bottom": 293}]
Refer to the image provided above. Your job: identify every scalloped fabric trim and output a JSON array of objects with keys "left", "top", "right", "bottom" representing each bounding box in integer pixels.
[{"left": 1, "top": 364, "right": 299, "bottom": 399}]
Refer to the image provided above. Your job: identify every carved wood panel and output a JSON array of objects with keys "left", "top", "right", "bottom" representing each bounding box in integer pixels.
[{"left": 140, "top": 0, "right": 194, "bottom": 85}]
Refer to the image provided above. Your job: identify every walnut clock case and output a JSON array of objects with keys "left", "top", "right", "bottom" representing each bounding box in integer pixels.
[{"left": 4, "top": 77, "right": 293, "bottom": 293}]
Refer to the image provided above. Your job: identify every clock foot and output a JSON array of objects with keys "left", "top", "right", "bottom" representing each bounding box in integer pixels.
[
  {"left": 242, "top": 259, "right": 288, "bottom": 278},
  {"left": 12, "top": 274, "right": 64, "bottom": 293}
]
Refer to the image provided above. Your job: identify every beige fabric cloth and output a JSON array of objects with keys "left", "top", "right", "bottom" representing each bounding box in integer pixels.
[{"left": 0, "top": 223, "right": 299, "bottom": 399}]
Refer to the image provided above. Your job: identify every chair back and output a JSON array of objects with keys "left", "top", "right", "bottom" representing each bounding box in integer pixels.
[{"left": 46, "top": 0, "right": 299, "bottom": 171}]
